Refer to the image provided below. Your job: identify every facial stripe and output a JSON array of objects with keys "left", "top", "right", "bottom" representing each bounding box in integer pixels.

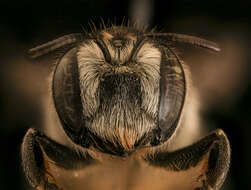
[{"left": 76, "top": 35, "right": 162, "bottom": 153}]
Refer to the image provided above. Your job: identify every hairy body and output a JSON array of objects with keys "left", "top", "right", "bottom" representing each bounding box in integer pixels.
[{"left": 22, "top": 25, "right": 230, "bottom": 190}]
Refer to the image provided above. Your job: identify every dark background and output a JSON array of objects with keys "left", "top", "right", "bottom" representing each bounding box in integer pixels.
[{"left": 0, "top": 0, "right": 250, "bottom": 189}]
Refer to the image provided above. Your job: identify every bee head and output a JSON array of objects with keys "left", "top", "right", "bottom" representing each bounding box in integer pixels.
[{"left": 29, "top": 25, "right": 219, "bottom": 156}]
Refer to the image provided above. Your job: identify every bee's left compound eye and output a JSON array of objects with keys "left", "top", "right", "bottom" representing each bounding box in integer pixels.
[
  {"left": 151, "top": 47, "right": 186, "bottom": 146},
  {"left": 53, "top": 48, "right": 86, "bottom": 145}
]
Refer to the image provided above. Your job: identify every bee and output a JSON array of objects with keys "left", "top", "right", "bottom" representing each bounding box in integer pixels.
[{"left": 21, "top": 25, "right": 230, "bottom": 190}]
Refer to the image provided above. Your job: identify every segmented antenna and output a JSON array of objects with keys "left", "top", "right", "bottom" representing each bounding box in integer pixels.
[
  {"left": 28, "top": 33, "right": 84, "bottom": 58},
  {"left": 145, "top": 33, "right": 221, "bottom": 52}
]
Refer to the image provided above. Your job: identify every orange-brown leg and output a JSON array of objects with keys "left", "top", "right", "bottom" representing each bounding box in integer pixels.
[
  {"left": 21, "top": 128, "right": 95, "bottom": 190},
  {"left": 145, "top": 129, "right": 230, "bottom": 190}
]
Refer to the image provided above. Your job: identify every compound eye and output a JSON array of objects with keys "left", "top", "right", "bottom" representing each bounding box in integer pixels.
[
  {"left": 152, "top": 47, "right": 186, "bottom": 145},
  {"left": 52, "top": 48, "right": 84, "bottom": 143}
]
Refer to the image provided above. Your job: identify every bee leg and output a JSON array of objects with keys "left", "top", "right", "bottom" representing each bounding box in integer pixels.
[
  {"left": 145, "top": 129, "right": 230, "bottom": 190},
  {"left": 21, "top": 128, "right": 95, "bottom": 190}
]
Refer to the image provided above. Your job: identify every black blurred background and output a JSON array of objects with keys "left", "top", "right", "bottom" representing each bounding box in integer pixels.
[{"left": 0, "top": 0, "right": 251, "bottom": 189}]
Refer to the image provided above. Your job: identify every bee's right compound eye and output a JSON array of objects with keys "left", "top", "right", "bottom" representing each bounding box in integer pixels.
[{"left": 52, "top": 47, "right": 87, "bottom": 145}]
